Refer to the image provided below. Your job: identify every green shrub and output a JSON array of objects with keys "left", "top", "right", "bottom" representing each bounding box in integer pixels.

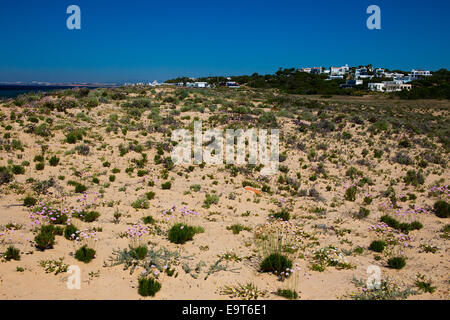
[
  {"left": 433, "top": 200, "right": 450, "bottom": 218},
  {"left": 142, "top": 215, "right": 155, "bottom": 224},
  {"left": 75, "top": 245, "right": 96, "bottom": 263},
  {"left": 380, "top": 215, "right": 422, "bottom": 234},
  {"left": 49, "top": 156, "right": 60, "bottom": 166},
  {"left": 404, "top": 170, "right": 425, "bottom": 187},
  {"left": 75, "top": 144, "right": 90, "bottom": 156},
  {"left": 34, "top": 225, "right": 56, "bottom": 250},
  {"left": 12, "top": 165, "right": 25, "bottom": 175},
  {"left": 34, "top": 155, "right": 44, "bottom": 162},
  {"left": 137, "top": 170, "right": 148, "bottom": 177},
  {"left": 369, "top": 240, "right": 386, "bottom": 253},
  {"left": 260, "top": 253, "right": 293, "bottom": 275},
  {"left": 161, "top": 181, "right": 172, "bottom": 190},
  {"left": 23, "top": 196, "right": 37, "bottom": 207},
  {"left": 64, "top": 224, "right": 78, "bottom": 240},
  {"left": 138, "top": 277, "right": 161, "bottom": 297},
  {"left": 168, "top": 223, "right": 198, "bottom": 244},
  {"left": 145, "top": 191, "right": 155, "bottom": 200},
  {"left": 344, "top": 186, "right": 357, "bottom": 201},
  {"left": 276, "top": 288, "right": 298, "bottom": 300},
  {"left": 355, "top": 207, "right": 370, "bottom": 219},
  {"left": 387, "top": 257, "right": 406, "bottom": 269},
  {"left": 109, "top": 175, "right": 116, "bottom": 182},
  {"left": 35, "top": 162, "right": 45, "bottom": 171},
  {"left": 0, "top": 167, "right": 13, "bottom": 185},
  {"left": 66, "top": 130, "right": 83, "bottom": 144},
  {"left": 131, "top": 197, "right": 149, "bottom": 209},
  {"left": 203, "top": 193, "right": 219, "bottom": 208},
  {"left": 4, "top": 246, "right": 20, "bottom": 261},
  {"left": 77, "top": 211, "right": 100, "bottom": 222},
  {"left": 70, "top": 182, "right": 87, "bottom": 193},
  {"left": 226, "top": 224, "right": 251, "bottom": 234},
  {"left": 130, "top": 246, "right": 148, "bottom": 260},
  {"left": 270, "top": 208, "right": 290, "bottom": 221}
]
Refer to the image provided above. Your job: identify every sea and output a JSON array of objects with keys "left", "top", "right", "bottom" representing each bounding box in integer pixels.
[{"left": 0, "top": 84, "right": 100, "bottom": 100}]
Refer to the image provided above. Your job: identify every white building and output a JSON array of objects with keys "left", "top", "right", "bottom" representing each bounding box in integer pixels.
[
  {"left": 410, "top": 69, "right": 432, "bottom": 80},
  {"left": 368, "top": 82, "right": 386, "bottom": 92},
  {"left": 368, "top": 81, "right": 412, "bottom": 92},
  {"left": 193, "top": 82, "right": 209, "bottom": 88},
  {"left": 330, "top": 64, "right": 349, "bottom": 76},
  {"left": 355, "top": 67, "right": 373, "bottom": 79},
  {"left": 310, "top": 67, "right": 323, "bottom": 75},
  {"left": 384, "top": 82, "right": 412, "bottom": 92}
]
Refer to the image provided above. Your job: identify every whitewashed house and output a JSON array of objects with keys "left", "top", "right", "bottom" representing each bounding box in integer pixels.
[
  {"left": 368, "top": 82, "right": 386, "bottom": 92},
  {"left": 410, "top": 69, "right": 432, "bottom": 80}
]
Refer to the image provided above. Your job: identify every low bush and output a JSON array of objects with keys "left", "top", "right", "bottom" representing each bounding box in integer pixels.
[
  {"left": 168, "top": 223, "right": 201, "bottom": 244},
  {"left": 23, "top": 196, "right": 37, "bottom": 207},
  {"left": 138, "top": 277, "right": 161, "bottom": 297},
  {"left": 34, "top": 225, "right": 56, "bottom": 250},
  {"left": 276, "top": 288, "right": 298, "bottom": 300},
  {"left": 4, "top": 246, "right": 20, "bottom": 261},
  {"left": 260, "top": 253, "right": 293, "bottom": 275},
  {"left": 387, "top": 256, "right": 406, "bottom": 269},
  {"left": 369, "top": 240, "right": 386, "bottom": 253},
  {"left": 75, "top": 245, "right": 96, "bottom": 263},
  {"left": 64, "top": 224, "right": 78, "bottom": 240},
  {"left": 49, "top": 156, "right": 59, "bottom": 166},
  {"left": 433, "top": 200, "right": 450, "bottom": 218}
]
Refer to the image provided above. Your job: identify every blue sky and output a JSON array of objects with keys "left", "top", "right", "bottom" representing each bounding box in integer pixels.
[{"left": 0, "top": 0, "right": 449, "bottom": 83}]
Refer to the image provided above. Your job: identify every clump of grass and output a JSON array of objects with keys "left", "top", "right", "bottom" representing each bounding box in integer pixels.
[
  {"left": 270, "top": 208, "right": 290, "bottom": 221},
  {"left": 3, "top": 246, "right": 20, "bottom": 261},
  {"left": 68, "top": 180, "right": 88, "bottom": 193},
  {"left": 226, "top": 224, "right": 251, "bottom": 234},
  {"left": 161, "top": 181, "right": 172, "bottom": 190},
  {"left": 380, "top": 215, "right": 422, "bottom": 234},
  {"left": 12, "top": 165, "right": 25, "bottom": 175},
  {"left": 131, "top": 197, "right": 149, "bottom": 210},
  {"left": 354, "top": 207, "right": 370, "bottom": 219},
  {"left": 64, "top": 224, "right": 78, "bottom": 240},
  {"left": 138, "top": 277, "right": 161, "bottom": 297},
  {"left": 260, "top": 253, "right": 292, "bottom": 276},
  {"left": 34, "top": 225, "right": 57, "bottom": 250},
  {"left": 23, "top": 196, "right": 37, "bottom": 207},
  {"left": 276, "top": 288, "right": 298, "bottom": 300},
  {"left": 49, "top": 156, "right": 59, "bottom": 166},
  {"left": 433, "top": 200, "right": 449, "bottom": 218},
  {"left": 75, "top": 211, "right": 100, "bottom": 222},
  {"left": 142, "top": 215, "right": 155, "bottom": 224},
  {"left": 387, "top": 256, "right": 406, "bottom": 269},
  {"left": 145, "top": 191, "right": 155, "bottom": 200},
  {"left": 168, "top": 223, "right": 203, "bottom": 244},
  {"left": 75, "top": 245, "right": 96, "bottom": 263},
  {"left": 130, "top": 246, "right": 148, "bottom": 260},
  {"left": 369, "top": 240, "right": 386, "bottom": 253},
  {"left": 203, "top": 193, "right": 219, "bottom": 208},
  {"left": 415, "top": 274, "right": 436, "bottom": 294},
  {"left": 403, "top": 170, "right": 425, "bottom": 187},
  {"left": 344, "top": 186, "right": 357, "bottom": 201}
]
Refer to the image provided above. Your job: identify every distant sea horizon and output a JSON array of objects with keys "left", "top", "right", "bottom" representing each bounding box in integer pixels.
[{"left": 0, "top": 84, "right": 112, "bottom": 99}]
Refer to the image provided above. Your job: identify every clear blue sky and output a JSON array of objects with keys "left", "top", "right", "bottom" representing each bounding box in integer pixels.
[{"left": 0, "top": 0, "right": 449, "bottom": 83}]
